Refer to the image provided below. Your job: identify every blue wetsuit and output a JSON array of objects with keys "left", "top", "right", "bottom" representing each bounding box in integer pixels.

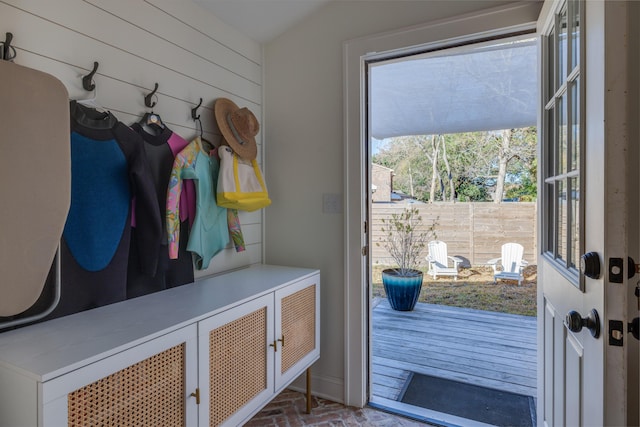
[{"left": 48, "top": 102, "right": 162, "bottom": 319}]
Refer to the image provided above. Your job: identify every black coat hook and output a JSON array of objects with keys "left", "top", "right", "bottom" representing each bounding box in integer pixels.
[
  {"left": 191, "top": 98, "right": 203, "bottom": 120},
  {"left": 2, "top": 32, "right": 16, "bottom": 61},
  {"left": 144, "top": 83, "right": 159, "bottom": 108},
  {"left": 3, "top": 32, "right": 11, "bottom": 54},
  {"left": 82, "top": 61, "right": 99, "bottom": 91}
]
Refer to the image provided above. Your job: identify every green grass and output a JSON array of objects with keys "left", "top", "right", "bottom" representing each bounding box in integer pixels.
[{"left": 372, "top": 265, "right": 537, "bottom": 317}]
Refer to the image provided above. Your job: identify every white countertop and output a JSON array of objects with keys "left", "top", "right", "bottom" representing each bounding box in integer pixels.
[{"left": 0, "top": 264, "right": 319, "bottom": 382}]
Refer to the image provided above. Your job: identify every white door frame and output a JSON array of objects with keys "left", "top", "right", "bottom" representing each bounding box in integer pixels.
[{"left": 343, "top": 2, "right": 542, "bottom": 407}]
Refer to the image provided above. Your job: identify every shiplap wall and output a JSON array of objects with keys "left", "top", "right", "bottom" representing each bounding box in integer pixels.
[{"left": 0, "top": 0, "right": 264, "bottom": 279}]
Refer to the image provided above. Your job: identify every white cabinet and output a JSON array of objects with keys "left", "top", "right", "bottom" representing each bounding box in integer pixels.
[
  {"left": 0, "top": 265, "right": 319, "bottom": 427},
  {"left": 199, "top": 275, "right": 320, "bottom": 426}
]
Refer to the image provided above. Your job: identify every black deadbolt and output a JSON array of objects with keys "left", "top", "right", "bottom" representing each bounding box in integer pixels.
[{"left": 580, "top": 252, "right": 600, "bottom": 279}]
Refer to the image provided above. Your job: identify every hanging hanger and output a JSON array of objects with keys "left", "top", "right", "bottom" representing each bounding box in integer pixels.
[
  {"left": 138, "top": 82, "right": 165, "bottom": 133},
  {"left": 198, "top": 119, "right": 215, "bottom": 154},
  {"left": 138, "top": 111, "right": 165, "bottom": 131},
  {"left": 192, "top": 98, "right": 204, "bottom": 139},
  {"left": 1, "top": 32, "right": 16, "bottom": 62},
  {"left": 195, "top": 117, "right": 205, "bottom": 139}
]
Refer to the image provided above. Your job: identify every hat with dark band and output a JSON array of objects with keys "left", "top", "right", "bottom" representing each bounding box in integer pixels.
[{"left": 214, "top": 98, "right": 258, "bottom": 160}]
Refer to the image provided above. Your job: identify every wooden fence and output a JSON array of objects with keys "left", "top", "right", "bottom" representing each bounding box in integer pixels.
[{"left": 371, "top": 202, "right": 537, "bottom": 267}]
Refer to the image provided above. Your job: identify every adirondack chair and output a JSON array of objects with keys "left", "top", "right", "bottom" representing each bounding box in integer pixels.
[
  {"left": 426, "top": 240, "right": 462, "bottom": 280},
  {"left": 487, "top": 242, "right": 528, "bottom": 286}
]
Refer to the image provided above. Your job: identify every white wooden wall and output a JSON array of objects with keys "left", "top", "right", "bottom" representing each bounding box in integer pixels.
[{"left": 0, "top": 0, "right": 264, "bottom": 279}]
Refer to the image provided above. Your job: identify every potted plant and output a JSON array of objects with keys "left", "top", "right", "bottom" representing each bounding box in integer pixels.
[{"left": 377, "top": 207, "right": 437, "bottom": 311}]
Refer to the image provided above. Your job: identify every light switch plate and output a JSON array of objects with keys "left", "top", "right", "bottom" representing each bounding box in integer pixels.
[{"left": 323, "top": 193, "right": 343, "bottom": 214}]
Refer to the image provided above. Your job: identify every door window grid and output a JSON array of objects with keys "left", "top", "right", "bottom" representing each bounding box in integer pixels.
[{"left": 543, "top": 0, "right": 583, "bottom": 286}]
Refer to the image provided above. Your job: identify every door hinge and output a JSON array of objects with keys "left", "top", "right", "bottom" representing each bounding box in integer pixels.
[
  {"left": 362, "top": 246, "right": 368, "bottom": 256},
  {"left": 364, "top": 220, "right": 368, "bottom": 234}
]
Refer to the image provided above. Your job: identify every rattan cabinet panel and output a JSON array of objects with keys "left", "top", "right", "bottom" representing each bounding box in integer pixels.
[
  {"left": 42, "top": 325, "right": 199, "bottom": 427},
  {"left": 198, "top": 294, "right": 274, "bottom": 427},
  {"left": 275, "top": 277, "right": 320, "bottom": 392},
  {"left": 67, "top": 343, "right": 186, "bottom": 427}
]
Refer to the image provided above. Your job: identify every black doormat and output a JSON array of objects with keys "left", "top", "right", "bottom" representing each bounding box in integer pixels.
[{"left": 399, "top": 373, "right": 535, "bottom": 427}]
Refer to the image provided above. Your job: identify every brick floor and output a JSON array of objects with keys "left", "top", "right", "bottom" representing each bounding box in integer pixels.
[{"left": 246, "top": 389, "right": 433, "bottom": 427}]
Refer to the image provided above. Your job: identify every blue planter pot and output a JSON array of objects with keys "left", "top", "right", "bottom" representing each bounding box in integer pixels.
[{"left": 382, "top": 269, "right": 423, "bottom": 311}]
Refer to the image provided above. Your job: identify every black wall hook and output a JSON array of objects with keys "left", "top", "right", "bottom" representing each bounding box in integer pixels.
[
  {"left": 82, "top": 61, "right": 99, "bottom": 91},
  {"left": 3, "top": 31, "right": 11, "bottom": 50},
  {"left": 2, "top": 32, "right": 16, "bottom": 61},
  {"left": 191, "top": 98, "right": 203, "bottom": 120},
  {"left": 144, "top": 83, "right": 159, "bottom": 108}
]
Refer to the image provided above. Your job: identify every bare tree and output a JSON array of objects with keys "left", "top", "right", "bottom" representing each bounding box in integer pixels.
[
  {"left": 405, "top": 134, "right": 442, "bottom": 202},
  {"left": 492, "top": 128, "right": 536, "bottom": 203},
  {"left": 374, "top": 128, "right": 536, "bottom": 203},
  {"left": 430, "top": 137, "right": 441, "bottom": 202},
  {"left": 440, "top": 135, "right": 456, "bottom": 201},
  {"left": 493, "top": 129, "right": 512, "bottom": 203}
]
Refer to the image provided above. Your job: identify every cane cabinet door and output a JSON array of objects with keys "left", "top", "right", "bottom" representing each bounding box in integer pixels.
[
  {"left": 274, "top": 275, "right": 320, "bottom": 391},
  {"left": 198, "top": 293, "right": 275, "bottom": 427},
  {"left": 41, "top": 325, "right": 198, "bottom": 427}
]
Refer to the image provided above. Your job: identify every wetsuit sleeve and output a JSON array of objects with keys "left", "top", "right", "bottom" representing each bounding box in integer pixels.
[
  {"left": 166, "top": 141, "right": 199, "bottom": 259},
  {"left": 167, "top": 153, "right": 186, "bottom": 259},
  {"left": 116, "top": 124, "right": 162, "bottom": 276},
  {"left": 227, "top": 209, "right": 245, "bottom": 252}
]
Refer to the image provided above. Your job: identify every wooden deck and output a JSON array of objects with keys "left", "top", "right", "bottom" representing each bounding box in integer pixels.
[{"left": 371, "top": 299, "right": 537, "bottom": 403}]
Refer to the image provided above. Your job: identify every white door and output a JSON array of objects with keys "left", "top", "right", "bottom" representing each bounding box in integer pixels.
[{"left": 538, "top": 1, "right": 634, "bottom": 426}]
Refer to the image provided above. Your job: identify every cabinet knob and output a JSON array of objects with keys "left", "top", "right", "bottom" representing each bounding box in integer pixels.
[
  {"left": 277, "top": 335, "right": 285, "bottom": 348},
  {"left": 269, "top": 340, "right": 278, "bottom": 352}
]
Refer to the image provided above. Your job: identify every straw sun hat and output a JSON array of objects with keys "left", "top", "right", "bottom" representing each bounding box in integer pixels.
[{"left": 214, "top": 98, "right": 258, "bottom": 160}]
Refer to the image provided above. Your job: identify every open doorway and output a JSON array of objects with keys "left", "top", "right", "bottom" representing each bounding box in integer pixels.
[{"left": 366, "top": 33, "right": 538, "bottom": 426}]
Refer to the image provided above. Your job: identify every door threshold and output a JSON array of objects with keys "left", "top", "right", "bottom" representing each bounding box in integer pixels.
[{"left": 368, "top": 396, "right": 496, "bottom": 427}]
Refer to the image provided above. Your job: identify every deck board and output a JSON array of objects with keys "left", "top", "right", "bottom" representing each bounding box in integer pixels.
[{"left": 372, "top": 299, "right": 537, "bottom": 401}]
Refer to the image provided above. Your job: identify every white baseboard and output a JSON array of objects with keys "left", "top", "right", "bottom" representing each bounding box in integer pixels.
[{"left": 288, "top": 372, "right": 345, "bottom": 404}]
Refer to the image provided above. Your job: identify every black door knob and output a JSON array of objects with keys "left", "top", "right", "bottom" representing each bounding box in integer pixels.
[
  {"left": 565, "top": 309, "right": 600, "bottom": 338},
  {"left": 580, "top": 252, "right": 600, "bottom": 279}
]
